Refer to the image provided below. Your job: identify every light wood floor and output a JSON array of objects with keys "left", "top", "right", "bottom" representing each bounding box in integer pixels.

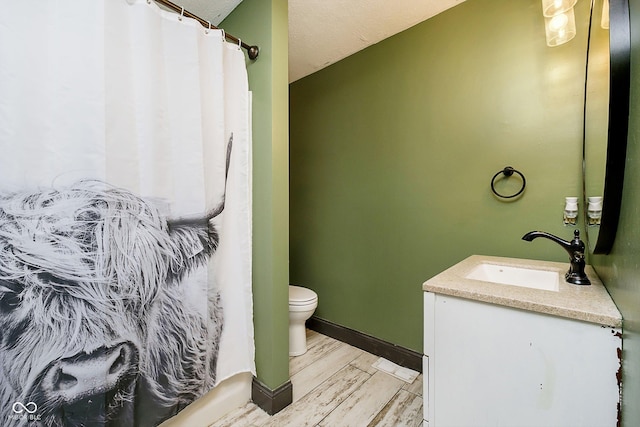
[{"left": 212, "top": 329, "right": 424, "bottom": 427}]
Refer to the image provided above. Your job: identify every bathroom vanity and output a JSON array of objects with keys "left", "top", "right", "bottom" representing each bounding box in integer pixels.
[{"left": 422, "top": 255, "right": 622, "bottom": 427}]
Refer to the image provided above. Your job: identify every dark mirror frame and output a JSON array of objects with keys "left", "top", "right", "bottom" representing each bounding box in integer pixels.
[{"left": 589, "top": 0, "right": 631, "bottom": 254}]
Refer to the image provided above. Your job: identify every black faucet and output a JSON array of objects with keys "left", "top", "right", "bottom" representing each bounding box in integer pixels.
[{"left": 522, "top": 229, "right": 591, "bottom": 286}]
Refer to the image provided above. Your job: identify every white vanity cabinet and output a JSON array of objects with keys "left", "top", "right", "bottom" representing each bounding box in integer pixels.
[{"left": 422, "top": 256, "right": 622, "bottom": 427}]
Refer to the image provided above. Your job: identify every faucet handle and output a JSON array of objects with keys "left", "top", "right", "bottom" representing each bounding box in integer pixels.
[{"left": 571, "top": 229, "right": 585, "bottom": 251}]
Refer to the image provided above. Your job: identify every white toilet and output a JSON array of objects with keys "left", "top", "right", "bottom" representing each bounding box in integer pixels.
[{"left": 288, "top": 285, "right": 318, "bottom": 356}]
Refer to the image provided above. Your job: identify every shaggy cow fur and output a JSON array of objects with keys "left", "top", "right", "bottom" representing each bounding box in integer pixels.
[{"left": 0, "top": 180, "right": 225, "bottom": 427}]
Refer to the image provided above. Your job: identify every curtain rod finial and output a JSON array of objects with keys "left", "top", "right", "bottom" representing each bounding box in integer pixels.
[{"left": 248, "top": 46, "right": 259, "bottom": 60}]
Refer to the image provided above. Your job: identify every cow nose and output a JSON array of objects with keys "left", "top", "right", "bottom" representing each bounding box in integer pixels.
[{"left": 43, "top": 342, "right": 137, "bottom": 403}]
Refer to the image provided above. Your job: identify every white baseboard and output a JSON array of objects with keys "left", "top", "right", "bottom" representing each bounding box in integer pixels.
[{"left": 160, "top": 372, "right": 252, "bottom": 427}]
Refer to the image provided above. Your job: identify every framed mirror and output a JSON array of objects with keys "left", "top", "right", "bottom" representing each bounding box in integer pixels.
[{"left": 583, "top": 0, "right": 630, "bottom": 254}]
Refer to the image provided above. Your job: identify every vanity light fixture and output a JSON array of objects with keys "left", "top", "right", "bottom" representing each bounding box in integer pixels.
[
  {"left": 601, "top": 0, "right": 610, "bottom": 29},
  {"left": 542, "top": 0, "right": 577, "bottom": 17},
  {"left": 542, "top": 0, "right": 578, "bottom": 47}
]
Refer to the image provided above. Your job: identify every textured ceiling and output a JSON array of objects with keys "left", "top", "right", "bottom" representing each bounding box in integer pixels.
[
  {"left": 179, "top": 0, "right": 241, "bottom": 26},
  {"left": 175, "top": 0, "right": 467, "bottom": 82},
  {"left": 288, "top": 0, "right": 467, "bottom": 82}
]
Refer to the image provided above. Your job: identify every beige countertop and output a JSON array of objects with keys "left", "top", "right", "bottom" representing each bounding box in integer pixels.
[{"left": 422, "top": 255, "right": 622, "bottom": 328}]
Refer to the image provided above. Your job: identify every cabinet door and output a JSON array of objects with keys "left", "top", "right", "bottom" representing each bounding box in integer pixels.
[
  {"left": 423, "top": 355, "right": 429, "bottom": 425},
  {"left": 431, "top": 294, "right": 620, "bottom": 427},
  {"left": 423, "top": 292, "right": 435, "bottom": 424}
]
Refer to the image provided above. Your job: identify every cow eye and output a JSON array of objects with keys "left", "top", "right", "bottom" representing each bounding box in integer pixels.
[{"left": 0, "top": 281, "right": 22, "bottom": 313}]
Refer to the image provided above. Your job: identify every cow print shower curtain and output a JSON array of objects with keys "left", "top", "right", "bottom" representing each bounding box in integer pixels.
[{"left": 0, "top": 1, "right": 254, "bottom": 426}]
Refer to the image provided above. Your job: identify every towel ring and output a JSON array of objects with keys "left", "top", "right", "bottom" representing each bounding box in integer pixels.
[{"left": 491, "top": 166, "right": 526, "bottom": 199}]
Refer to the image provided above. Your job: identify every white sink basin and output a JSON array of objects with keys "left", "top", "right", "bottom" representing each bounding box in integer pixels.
[{"left": 465, "top": 262, "right": 560, "bottom": 291}]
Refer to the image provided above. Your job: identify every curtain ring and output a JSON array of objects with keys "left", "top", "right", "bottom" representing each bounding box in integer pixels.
[
  {"left": 206, "top": 21, "right": 211, "bottom": 34},
  {"left": 238, "top": 38, "right": 241, "bottom": 48},
  {"left": 221, "top": 29, "right": 226, "bottom": 42},
  {"left": 179, "top": 6, "right": 184, "bottom": 21}
]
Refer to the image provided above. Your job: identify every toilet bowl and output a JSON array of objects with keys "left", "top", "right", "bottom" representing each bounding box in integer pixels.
[{"left": 289, "top": 285, "right": 318, "bottom": 356}]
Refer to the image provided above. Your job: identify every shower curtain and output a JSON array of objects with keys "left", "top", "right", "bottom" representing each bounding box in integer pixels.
[{"left": 0, "top": 1, "right": 254, "bottom": 426}]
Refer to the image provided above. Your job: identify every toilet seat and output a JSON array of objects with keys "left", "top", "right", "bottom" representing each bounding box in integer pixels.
[{"left": 289, "top": 285, "right": 318, "bottom": 306}]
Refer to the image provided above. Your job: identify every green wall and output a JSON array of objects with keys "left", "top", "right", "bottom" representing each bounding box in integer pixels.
[
  {"left": 592, "top": 0, "right": 640, "bottom": 425},
  {"left": 222, "top": 0, "right": 290, "bottom": 391},
  {"left": 290, "top": 0, "right": 591, "bottom": 352}
]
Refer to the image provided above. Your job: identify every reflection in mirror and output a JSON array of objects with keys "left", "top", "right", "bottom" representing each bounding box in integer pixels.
[
  {"left": 583, "top": 0, "right": 609, "bottom": 252},
  {"left": 583, "top": 0, "right": 630, "bottom": 254}
]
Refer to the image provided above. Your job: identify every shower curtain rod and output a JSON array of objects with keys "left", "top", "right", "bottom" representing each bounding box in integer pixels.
[{"left": 153, "top": 0, "right": 259, "bottom": 60}]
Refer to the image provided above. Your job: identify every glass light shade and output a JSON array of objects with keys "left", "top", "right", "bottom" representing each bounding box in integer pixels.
[
  {"left": 601, "top": 0, "right": 610, "bottom": 29},
  {"left": 544, "top": 8, "right": 577, "bottom": 47},
  {"left": 541, "top": 0, "right": 578, "bottom": 17}
]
